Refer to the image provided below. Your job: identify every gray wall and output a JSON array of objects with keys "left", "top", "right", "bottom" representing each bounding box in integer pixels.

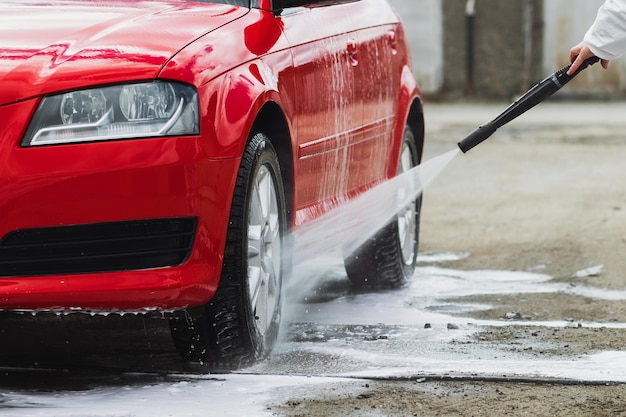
[
  {"left": 388, "top": 0, "right": 443, "bottom": 94},
  {"left": 441, "top": 0, "right": 544, "bottom": 99},
  {"left": 543, "top": 0, "right": 626, "bottom": 96},
  {"left": 390, "top": 0, "right": 626, "bottom": 99}
]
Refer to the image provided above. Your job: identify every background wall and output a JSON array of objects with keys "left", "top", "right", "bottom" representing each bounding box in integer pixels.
[
  {"left": 387, "top": 0, "right": 443, "bottom": 94},
  {"left": 388, "top": 0, "right": 626, "bottom": 99},
  {"left": 543, "top": 0, "right": 626, "bottom": 96},
  {"left": 441, "top": 0, "right": 544, "bottom": 99}
]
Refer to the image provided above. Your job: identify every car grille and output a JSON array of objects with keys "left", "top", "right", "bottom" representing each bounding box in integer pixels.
[{"left": 0, "top": 218, "right": 197, "bottom": 277}]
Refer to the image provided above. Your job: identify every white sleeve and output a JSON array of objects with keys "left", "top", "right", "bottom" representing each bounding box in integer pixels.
[{"left": 583, "top": 0, "right": 626, "bottom": 60}]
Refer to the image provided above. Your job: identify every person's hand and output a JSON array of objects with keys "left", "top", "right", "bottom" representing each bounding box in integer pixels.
[{"left": 568, "top": 42, "right": 609, "bottom": 75}]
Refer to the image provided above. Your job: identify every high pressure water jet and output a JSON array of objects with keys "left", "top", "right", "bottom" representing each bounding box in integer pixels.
[
  {"left": 457, "top": 56, "right": 600, "bottom": 153},
  {"left": 289, "top": 57, "right": 600, "bottom": 275}
]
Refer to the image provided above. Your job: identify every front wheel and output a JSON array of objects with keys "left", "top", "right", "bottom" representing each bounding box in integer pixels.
[
  {"left": 169, "top": 132, "right": 287, "bottom": 369},
  {"left": 343, "top": 125, "right": 421, "bottom": 289}
]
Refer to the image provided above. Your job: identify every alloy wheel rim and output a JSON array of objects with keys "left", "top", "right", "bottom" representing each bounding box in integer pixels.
[
  {"left": 397, "top": 142, "right": 417, "bottom": 266},
  {"left": 247, "top": 165, "right": 281, "bottom": 336}
]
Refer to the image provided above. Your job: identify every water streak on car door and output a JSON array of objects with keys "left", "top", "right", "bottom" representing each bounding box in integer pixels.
[
  {"left": 343, "top": 0, "right": 402, "bottom": 190},
  {"left": 279, "top": 3, "right": 362, "bottom": 227}
]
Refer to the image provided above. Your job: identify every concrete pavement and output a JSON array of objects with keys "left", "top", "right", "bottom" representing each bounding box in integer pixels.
[{"left": 422, "top": 100, "right": 626, "bottom": 159}]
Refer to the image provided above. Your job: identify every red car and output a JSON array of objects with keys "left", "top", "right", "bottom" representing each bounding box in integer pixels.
[{"left": 0, "top": 0, "right": 424, "bottom": 367}]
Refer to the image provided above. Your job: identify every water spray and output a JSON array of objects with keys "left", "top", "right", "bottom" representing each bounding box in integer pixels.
[
  {"left": 291, "top": 149, "right": 457, "bottom": 266},
  {"left": 457, "top": 56, "right": 600, "bottom": 153},
  {"left": 286, "top": 56, "right": 600, "bottom": 299}
]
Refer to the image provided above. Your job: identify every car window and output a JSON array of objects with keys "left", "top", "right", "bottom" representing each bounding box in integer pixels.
[
  {"left": 194, "top": 0, "right": 251, "bottom": 6},
  {"left": 277, "top": 0, "right": 358, "bottom": 9}
]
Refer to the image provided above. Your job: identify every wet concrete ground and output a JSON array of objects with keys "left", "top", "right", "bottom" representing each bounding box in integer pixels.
[
  {"left": 1, "top": 253, "right": 625, "bottom": 416},
  {"left": 1, "top": 101, "right": 626, "bottom": 416}
]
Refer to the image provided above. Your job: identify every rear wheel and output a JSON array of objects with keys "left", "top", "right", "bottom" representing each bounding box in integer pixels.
[
  {"left": 343, "top": 125, "right": 421, "bottom": 289},
  {"left": 169, "top": 132, "right": 286, "bottom": 369}
]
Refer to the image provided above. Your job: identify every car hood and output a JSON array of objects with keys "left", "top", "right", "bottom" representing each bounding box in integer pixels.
[{"left": 0, "top": 1, "right": 248, "bottom": 106}]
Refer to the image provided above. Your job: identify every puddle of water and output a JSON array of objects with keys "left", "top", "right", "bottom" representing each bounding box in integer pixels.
[
  {"left": 412, "top": 266, "right": 552, "bottom": 298},
  {"left": 417, "top": 251, "right": 470, "bottom": 263},
  {"left": 564, "top": 284, "right": 626, "bottom": 301},
  {"left": 278, "top": 251, "right": 626, "bottom": 382},
  {"left": 0, "top": 374, "right": 347, "bottom": 417},
  {"left": 284, "top": 254, "right": 626, "bottom": 329},
  {"left": 341, "top": 350, "right": 626, "bottom": 382}
]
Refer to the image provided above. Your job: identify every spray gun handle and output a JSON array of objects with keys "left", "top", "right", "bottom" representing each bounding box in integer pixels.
[
  {"left": 457, "top": 55, "right": 600, "bottom": 153},
  {"left": 554, "top": 56, "right": 600, "bottom": 86}
]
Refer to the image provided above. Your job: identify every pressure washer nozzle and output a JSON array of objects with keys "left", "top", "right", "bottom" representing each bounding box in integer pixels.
[{"left": 457, "top": 122, "right": 496, "bottom": 153}]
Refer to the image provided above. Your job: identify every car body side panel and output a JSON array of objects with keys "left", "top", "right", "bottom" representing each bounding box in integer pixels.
[
  {"left": 346, "top": 0, "right": 420, "bottom": 180},
  {"left": 279, "top": 6, "right": 360, "bottom": 219},
  {"left": 278, "top": 0, "right": 420, "bottom": 227},
  {"left": 344, "top": 0, "right": 423, "bottom": 174},
  {"left": 347, "top": 23, "right": 397, "bottom": 193}
]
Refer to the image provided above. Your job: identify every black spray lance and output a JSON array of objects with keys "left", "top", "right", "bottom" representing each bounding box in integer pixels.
[{"left": 457, "top": 56, "right": 600, "bottom": 153}]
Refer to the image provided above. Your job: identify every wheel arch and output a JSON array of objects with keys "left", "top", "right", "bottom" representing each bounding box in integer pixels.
[
  {"left": 390, "top": 64, "right": 425, "bottom": 178},
  {"left": 405, "top": 98, "right": 425, "bottom": 164},
  {"left": 250, "top": 101, "right": 294, "bottom": 229}
]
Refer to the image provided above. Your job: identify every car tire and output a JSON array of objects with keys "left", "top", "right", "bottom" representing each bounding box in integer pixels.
[
  {"left": 343, "top": 125, "right": 421, "bottom": 289},
  {"left": 169, "top": 132, "right": 286, "bottom": 369}
]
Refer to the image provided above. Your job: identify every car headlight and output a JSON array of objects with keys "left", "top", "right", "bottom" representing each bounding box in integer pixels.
[{"left": 22, "top": 81, "right": 199, "bottom": 146}]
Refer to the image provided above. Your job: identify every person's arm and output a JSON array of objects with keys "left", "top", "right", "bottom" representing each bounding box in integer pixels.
[{"left": 568, "top": 0, "right": 626, "bottom": 75}]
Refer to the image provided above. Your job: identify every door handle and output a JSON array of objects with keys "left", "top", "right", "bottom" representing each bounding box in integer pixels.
[
  {"left": 387, "top": 30, "right": 398, "bottom": 55},
  {"left": 347, "top": 38, "right": 358, "bottom": 67}
]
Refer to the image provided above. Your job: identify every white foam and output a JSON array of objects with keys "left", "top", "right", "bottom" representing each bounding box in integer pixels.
[
  {"left": 0, "top": 374, "right": 347, "bottom": 417},
  {"left": 417, "top": 251, "right": 470, "bottom": 263}
]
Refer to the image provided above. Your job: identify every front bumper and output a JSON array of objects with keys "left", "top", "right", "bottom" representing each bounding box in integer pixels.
[{"left": 0, "top": 98, "right": 240, "bottom": 312}]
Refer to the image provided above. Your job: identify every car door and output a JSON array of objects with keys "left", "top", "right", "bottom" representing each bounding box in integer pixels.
[
  {"left": 341, "top": 0, "right": 403, "bottom": 191},
  {"left": 278, "top": 1, "right": 363, "bottom": 225}
]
